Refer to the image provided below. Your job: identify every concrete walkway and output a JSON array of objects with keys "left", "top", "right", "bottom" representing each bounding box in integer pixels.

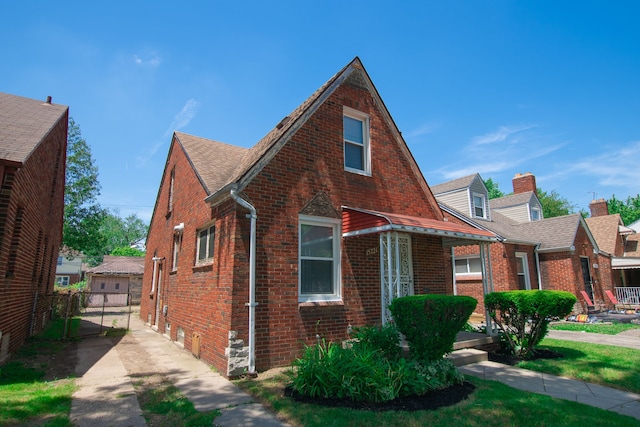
[
  {"left": 461, "top": 327, "right": 640, "bottom": 421},
  {"left": 70, "top": 312, "right": 289, "bottom": 427}
]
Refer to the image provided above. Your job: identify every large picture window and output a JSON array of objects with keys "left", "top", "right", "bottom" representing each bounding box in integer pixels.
[
  {"left": 343, "top": 107, "right": 370, "bottom": 174},
  {"left": 299, "top": 216, "right": 341, "bottom": 302}
]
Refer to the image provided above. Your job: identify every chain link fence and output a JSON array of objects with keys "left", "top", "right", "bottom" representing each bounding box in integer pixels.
[{"left": 48, "top": 291, "right": 134, "bottom": 339}]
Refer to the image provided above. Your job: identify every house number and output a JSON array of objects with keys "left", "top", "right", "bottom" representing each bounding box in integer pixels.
[{"left": 366, "top": 247, "right": 378, "bottom": 256}]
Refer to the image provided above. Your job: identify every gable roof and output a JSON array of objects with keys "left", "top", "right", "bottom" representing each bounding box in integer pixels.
[
  {"left": 430, "top": 174, "right": 478, "bottom": 195},
  {"left": 490, "top": 191, "right": 537, "bottom": 209},
  {"left": 585, "top": 214, "right": 624, "bottom": 256},
  {"left": 175, "top": 132, "right": 248, "bottom": 194},
  {"left": 204, "top": 57, "right": 441, "bottom": 219},
  {"left": 86, "top": 256, "right": 145, "bottom": 275},
  {"left": 0, "top": 92, "right": 68, "bottom": 165},
  {"left": 514, "top": 214, "right": 590, "bottom": 252}
]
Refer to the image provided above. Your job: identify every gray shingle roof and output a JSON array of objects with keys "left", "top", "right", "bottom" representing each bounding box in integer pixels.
[
  {"left": 490, "top": 191, "right": 535, "bottom": 209},
  {"left": 514, "top": 214, "right": 583, "bottom": 251},
  {"left": 175, "top": 132, "right": 248, "bottom": 194},
  {"left": 86, "top": 256, "right": 145, "bottom": 275},
  {"left": 431, "top": 174, "right": 478, "bottom": 195},
  {"left": 0, "top": 92, "right": 68, "bottom": 164},
  {"left": 585, "top": 214, "right": 623, "bottom": 256}
]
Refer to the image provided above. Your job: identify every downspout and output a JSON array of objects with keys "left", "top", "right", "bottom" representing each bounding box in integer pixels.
[
  {"left": 230, "top": 188, "right": 257, "bottom": 375},
  {"left": 534, "top": 244, "right": 543, "bottom": 290},
  {"left": 450, "top": 247, "right": 457, "bottom": 296}
]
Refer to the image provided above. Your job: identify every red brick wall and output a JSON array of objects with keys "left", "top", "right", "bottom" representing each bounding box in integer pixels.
[
  {"left": 539, "top": 225, "right": 602, "bottom": 313},
  {"left": 0, "top": 111, "right": 67, "bottom": 359}
]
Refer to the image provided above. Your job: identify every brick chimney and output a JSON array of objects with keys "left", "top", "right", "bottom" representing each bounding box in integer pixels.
[
  {"left": 512, "top": 172, "right": 537, "bottom": 195},
  {"left": 589, "top": 198, "right": 609, "bottom": 217}
]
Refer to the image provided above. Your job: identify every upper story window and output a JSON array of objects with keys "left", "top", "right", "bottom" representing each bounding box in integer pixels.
[
  {"left": 196, "top": 225, "right": 215, "bottom": 264},
  {"left": 299, "top": 216, "right": 341, "bottom": 302},
  {"left": 472, "top": 193, "right": 486, "bottom": 219},
  {"left": 172, "top": 234, "right": 181, "bottom": 271},
  {"left": 343, "top": 107, "right": 371, "bottom": 175},
  {"left": 530, "top": 207, "right": 541, "bottom": 221},
  {"left": 57, "top": 256, "right": 63, "bottom": 266},
  {"left": 454, "top": 256, "right": 482, "bottom": 275},
  {"left": 167, "top": 168, "right": 175, "bottom": 214}
]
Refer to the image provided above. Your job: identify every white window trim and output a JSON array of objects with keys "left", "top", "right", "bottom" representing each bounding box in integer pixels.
[
  {"left": 56, "top": 275, "right": 70, "bottom": 286},
  {"left": 298, "top": 215, "right": 342, "bottom": 303},
  {"left": 454, "top": 255, "right": 483, "bottom": 276},
  {"left": 515, "top": 252, "right": 531, "bottom": 290},
  {"left": 343, "top": 106, "right": 371, "bottom": 176},
  {"left": 195, "top": 224, "right": 215, "bottom": 265},
  {"left": 530, "top": 207, "right": 541, "bottom": 221},
  {"left": 472, "top": 192, "right": 487, "bottom": 219},
  {"left": 172, "top": 234, "right": 181, "bottom": 271}
]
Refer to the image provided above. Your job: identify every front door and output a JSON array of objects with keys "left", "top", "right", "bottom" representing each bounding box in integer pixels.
[
  {"left": 380, "top": 232, "right": 414, "bottom": 324},
  {"left": 580, "top": 257, "right": 594, "bottom": 302}
]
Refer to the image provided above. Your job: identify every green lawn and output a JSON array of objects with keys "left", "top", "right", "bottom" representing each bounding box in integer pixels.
[
  {"left": 519, "top": 338, "right": 640, "bottom": 394},
  {"left": 549, "top": 321, "right": 640, "bottom": 335},
  {"left": 0, "top": 318, "right": 78, "bottom": 426},
  {"left": 235, "top": 369, "right": 639, "bottom": 427}
]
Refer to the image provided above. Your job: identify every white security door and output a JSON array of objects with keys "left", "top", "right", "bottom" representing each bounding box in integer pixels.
[{"left": 380, "top": 232, "right": 414, "bottom": 324}]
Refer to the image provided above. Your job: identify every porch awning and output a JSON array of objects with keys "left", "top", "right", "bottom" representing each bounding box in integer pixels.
[
  {"left": 612, "top": 257, "right": 640, "bottom": 269},
  {"left": 342, "top": 207, "right": 497, "bottom": 245}
]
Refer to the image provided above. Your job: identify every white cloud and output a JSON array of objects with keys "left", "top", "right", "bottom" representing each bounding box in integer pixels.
[
  {"left": 405, "top": 122, "right": 439, "bottom": 139},
  {"left": 567, "top": 141, "right": 640, "bottom": 190},
  {"left": 163, "top": 99, "right": 201, "bottom": 137},
  {"left": 136, "top": 99, "right": 201, "bottom": 167},
  {"left": 133, "top": 54, "right": 161, "bottom": 68},
  {"left": 472, "top": 124, "right": 535, "bottom": 145}
]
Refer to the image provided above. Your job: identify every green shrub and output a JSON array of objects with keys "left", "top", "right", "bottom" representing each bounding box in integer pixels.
[
  {"left": 290, "top": 336, "right": 464, "bottom": 403},
  {"left": 350, "top": 323, "right": 402, "bottom": 361},
  {"left": 485, "top": 290, "right": 576, "bottom": 358},
  {"left": 389, "top": 295, "right": 477, "bottom": 363}
]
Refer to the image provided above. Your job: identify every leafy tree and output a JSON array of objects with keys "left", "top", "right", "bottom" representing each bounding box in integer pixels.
[
  {"left": 63, "top": 118, "right": 107, "bottom": 265},
  {"left": 484, "top": 178, "right": 505, "bottom": 199},
  {"left": 537, "top": 188, "right": 575, "bottom": 218},
  {"left": 608, "top": 194, "right": 640, "bottom": 225},
  {"left": 110, "top": 246, "right": 145, "bottom": 257},
  {"left": 99, "top": 210, "right": 147, "bottom": 255}
]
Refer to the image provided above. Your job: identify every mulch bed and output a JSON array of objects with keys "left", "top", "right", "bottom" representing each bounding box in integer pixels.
[
  {"left": 488, "top": 348, "right": 563, "bottom": 365},
  {"left": 284, "top": 381, "right": 476, "bottom": 412}
]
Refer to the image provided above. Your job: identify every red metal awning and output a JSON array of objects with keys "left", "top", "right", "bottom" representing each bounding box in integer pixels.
[{"left": 342, "top": 206, "right": 497, "bottom": 244}]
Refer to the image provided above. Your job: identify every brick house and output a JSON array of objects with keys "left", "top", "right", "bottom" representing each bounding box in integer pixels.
[
  {"left": 55, "top": 248, "right": 84, "bottom": 287},
  {"left": 86, "top": 256, "right": 145, "bottom": 306},
  {"left": 0, "top": 93, "right": 68, "bottom": 362},
  {"left": 585, "top": 199, "right": 639, "bottom": 306},
  {"left": 433, "top": 172, "right": 603, "bottom": 314},
  {"left": 140, "top": 57, "right": 496, "bottom": 377}
]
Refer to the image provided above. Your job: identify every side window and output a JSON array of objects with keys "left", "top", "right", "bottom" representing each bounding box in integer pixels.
[
  {"left": 343, "top": 107, "right": 370, "bottom": 175},
  {"left": 454, "top": 256, "right": 482, "bottom": 275},
  {"left": 299, "top": 216, "right": 341, "bottom": 302},
  {"left": 531, "top": 207, "right": 541, "bottom": 221},
  {"left": 167, "top": 168, "right": 175, "bottom": 214},
  {"left": 196, "top": 225, "right": 215, "bottom": 264},
  {"left": 172, "top": 234, "right": 181, "bottom": 271}
]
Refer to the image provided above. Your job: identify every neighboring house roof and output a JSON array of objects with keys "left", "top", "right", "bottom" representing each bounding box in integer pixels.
[
  {"left": 629, "top": 219, "right": 640, "bottom": 233},
  {"left": 585, "top": 214, "right": 624, "bottom": 256},
  {"left": 514, "top": 214, "right": 591, "bottom": 252},
  {"left": 489, "top": 191, "right": 536, "bottom": 209},
  {"left": 86, "top": 256, "right": 145, "bottom": 275},
  {"left": 430, "top": 174, "right": 478, "bottom": 195},
  {"left": 0, "top": 92, "right": 68, "bottom": 164},
  {"left": 624, "top": 234, "right": 640, "bottom": 258}
]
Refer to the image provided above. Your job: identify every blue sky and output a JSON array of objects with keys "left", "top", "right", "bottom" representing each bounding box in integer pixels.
[{"left": 2, "top": 2, "right": 639, "bottom": 222}]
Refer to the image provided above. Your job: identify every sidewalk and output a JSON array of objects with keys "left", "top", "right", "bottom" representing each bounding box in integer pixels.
[
  {"left": 461, "top": 328, "right": 640, "bottom": 421},
  {"left": 460, "top": 361, "right": 640, "bottom": 421},
  {"left": 70, "top": 312, "right": 289, "bottom": 427}
]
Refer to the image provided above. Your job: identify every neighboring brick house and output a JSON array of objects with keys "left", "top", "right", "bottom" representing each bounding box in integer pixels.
[
  {"left": 433, "top": 172, "right": 603, "bottom": 314},
  {"left": 585, "top": 199, "right": 639, "bottom": 305},
  {"left": 86, "top": 256, "right": 145, "bottom": 306},
  {"left": 0, "top": 93, "right": 68, "bottom": 362},
  {"left": 141, "top": 57, "right": 497, "bottom": 377}
]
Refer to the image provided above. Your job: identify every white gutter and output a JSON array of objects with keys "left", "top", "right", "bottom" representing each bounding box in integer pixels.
[
  {"left": 534, "top": 244, "right": 543, "bottom": 290},
  {"left": 230, "top": 188, "right": 257, "bottom": 374}
]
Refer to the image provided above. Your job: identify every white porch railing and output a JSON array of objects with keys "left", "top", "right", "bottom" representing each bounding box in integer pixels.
[{"left": 615, "top": 287, "right": 640, "bottom": 306}]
